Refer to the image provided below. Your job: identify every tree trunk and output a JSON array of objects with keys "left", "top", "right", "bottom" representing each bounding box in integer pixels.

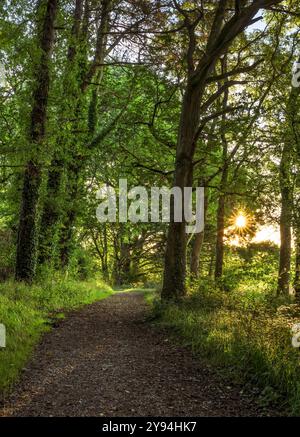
[
  {"left": 277, "top": 143, "right": 292, "bottom": 294},
  {"left": 214, "top": 165, "right": 228, "bottom": 279},
  {"left": 215, "top": 72, "right": 229, "bottom": 281},
  {"left": 101, "top": 224, "right": 109, "bottom": 281},
  {"left": 38, "top": 159, "right": 65, "bottom": 265},
  {"left": 190, "top": 187, "right": 208, "bottom": 277},
  {"left": 39, "top": 0, "right": 110, "bottom": 270},
  {"left": 294, "top": 229, "right": 300, "bottom": 297},
  {"left": 161, "top": 83, "right": 202, "bottom": 301},
  {"left": 59, "top": 161, "right": 81, "bottom": 268},
  {"left": 38, "top": 0, "right": 84, "bottom": 266},
  {"left": 67, "top": 0, "right": 84, "bottom": 63},
  {"left": 120, "top": 241, "right": 131, "bottom": 283},
  {"left": 214, "top": 185, "right": 227, "bottom": 279},
  {"left": 277, "top": 88, "right": 295, "bottom": 295},
  {"left": 208, "top": 243, "right": 215, "bottom": 278},
  {"left": 294, "top": 185, "right": 300, "bottom": 298},
  {"left": 15, "top": 162, "right": 42, "bottom": 281},
  {"left": 15, "top": 0, "right": 58, "bottom": 282}
]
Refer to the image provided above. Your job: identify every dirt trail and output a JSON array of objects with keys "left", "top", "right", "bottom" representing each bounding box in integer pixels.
[{"left": 0, "top": 292, "right": 274, "bottom": 417}]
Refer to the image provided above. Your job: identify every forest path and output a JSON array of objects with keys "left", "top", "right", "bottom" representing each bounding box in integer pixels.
[{"left": 0, "top": 291, "right": 270, "bottom": 417}]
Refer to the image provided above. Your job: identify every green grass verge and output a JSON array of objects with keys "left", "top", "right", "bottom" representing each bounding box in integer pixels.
[
  {"left": 150, "top": 282, "right": 300, "bottom": 415},
  {"left": 0, "top": 277, "right": 112, "bottom": 395}
]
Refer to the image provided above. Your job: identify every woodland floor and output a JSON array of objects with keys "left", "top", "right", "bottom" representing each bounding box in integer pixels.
[{"left": 0, "top": 292, "right": 280, "bottom": 417}]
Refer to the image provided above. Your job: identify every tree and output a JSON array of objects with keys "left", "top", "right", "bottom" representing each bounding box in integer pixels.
[
  {"left": 162, "top": 0, "right": 283, "bottom": 301},
  {"left": 15, "top": 0, "right": 59, "bottom": 282}
]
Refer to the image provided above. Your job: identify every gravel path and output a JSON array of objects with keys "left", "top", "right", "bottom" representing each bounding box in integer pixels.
[{"left": 0, "top": 292, "right": 273, "bottom": 417}]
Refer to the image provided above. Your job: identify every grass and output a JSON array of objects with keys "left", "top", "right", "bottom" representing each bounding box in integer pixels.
[
  {"left": 0, "top": 276, "right": 112, "bottom": 395},
  {"left": 151, "top": 279, "right": 300, "bottom": 415}
]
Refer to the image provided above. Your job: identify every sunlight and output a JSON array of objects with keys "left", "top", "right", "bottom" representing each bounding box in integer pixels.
[
  {"left": 253, "top": 225, "right": 281, "bottom": 246},
  {"left": 235, "top": 214, "right": 247, "bottom": 229},
  {"left": 230, "top": 211, "right": 251, "bottom": 235},
  {"left": 226, "top": 211, "right": 252, "bottom": 245}
]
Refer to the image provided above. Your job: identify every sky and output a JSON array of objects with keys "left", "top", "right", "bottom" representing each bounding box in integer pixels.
[{"left": 247, "top": 11, "right": 267, "bottom": 33}]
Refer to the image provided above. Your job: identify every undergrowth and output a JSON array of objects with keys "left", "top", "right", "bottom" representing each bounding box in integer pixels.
[
  {"left": 154, "top": 278, "right": 300, "bottom": 415},
  {"left": 0, "top": 276, "right": 112, "bottom": 395}
]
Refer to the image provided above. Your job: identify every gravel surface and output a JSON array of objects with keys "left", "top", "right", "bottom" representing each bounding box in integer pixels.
[{"left": 0, "top": 292, "right": 277, "bottom": 417}]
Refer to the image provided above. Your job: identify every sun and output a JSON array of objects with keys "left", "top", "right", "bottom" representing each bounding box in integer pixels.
[
  {"left": 227, "top": 210, "right": 281, "bottom": 246},
  {"left": 229, "top": 210, "right": 252, "bottom": 236},
  {"left": 235, "top": 214, "right": 247, "bottom": 229}
]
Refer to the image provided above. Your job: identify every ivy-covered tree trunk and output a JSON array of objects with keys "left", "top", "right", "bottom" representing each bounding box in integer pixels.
[
  {"left": 58, "top": 0, "right": 111, "bottom": 267},
  {"left": 60, "top": 209, "right": 77, "bottom": 268},
  {"left": 59, "top": 161, "right": 81, "bottom": 268},
  {"left": 15, "top": 162, "right": 42, "bottom": 281},
  {"left": 15, "top": 0, "right": 58, "bottom": 282},
  {"left": 39, "top": 0, "right": 111, "bottom": 270},
  {"left": 38, "top": 0, "right": 84, "bottom": 265},
  {"left": 38, "top": 159, "right": 65, "bottom": 265}
]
